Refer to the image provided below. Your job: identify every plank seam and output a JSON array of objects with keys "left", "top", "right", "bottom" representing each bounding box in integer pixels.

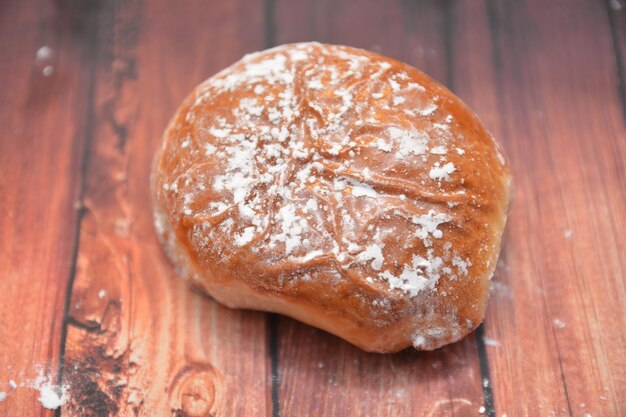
[
  {"left": 605, "top": 0, "right": 626, "bottom": 124},
  {"left": 552, "top": 326, "right": 575, "bottom": 417},
  {"left": 264, "top": 0, "right": 276, "bottom": 50},
  {"left": 442, "top": 0, "right": 456, "bottom": 90},
  {"left": 54, "top": 3, "right": 102, "bottom": 415},
  {"left": 264, "top": 3, "right": 280, "bottom": 416},
  {"left": 268, "top": 315, "right": 281, "bottom": 417},
  {"left": 485, "top": 0, "right": 502, "bottom": 74},
  {"left": 443, "top": 1, "right": 496, "bottom": 415},
  {"left": 475, "top": 325, "right": 496, "bottom": 417}
]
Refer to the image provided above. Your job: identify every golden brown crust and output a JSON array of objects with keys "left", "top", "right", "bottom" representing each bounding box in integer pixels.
[{"left": 151, "top": 42, "right": 512, "bottom": 353}]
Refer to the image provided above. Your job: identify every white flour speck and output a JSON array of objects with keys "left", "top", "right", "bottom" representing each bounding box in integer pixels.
[
  {"left": 42, "top": 65, "right": 54, "bottom": 77},
  {"left": 36, "top": 46, "right": 54, "bottom": 63},
  {"left": 430, "top": 146, "right": 447, "bottom": 155},
  {"left": 482, "top": 336, "right": 500, "bottom": 347},
  {"left": 38, "top": 384, "right": 68, "bottom": 410},
  {"left": 429, "top": 162, "right": 455, "bottom": 181}
]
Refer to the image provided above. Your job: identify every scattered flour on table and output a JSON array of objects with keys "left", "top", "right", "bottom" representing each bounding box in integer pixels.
[
  {"left": 42, "top": 66, "right": 54, "bottom": 77},
  {"left": 609, "top": 0, "right": 622, "bottom": 11},
  {"left": 33, "top": 372, "right": 69, "bottom": 410},
  {"left": 491, "top": 280, "right": 513, "bottom": 299},
  {"left": 35, "top": 46, "right": 54, "bottom": 63},
  {"left": 482, "top": 336, "right": 500, "bottom": 347},
  {"left": 1, "top": 367, "right": 70, "bottom": 410},
  {"left": 38, "top": 383, "right": 68, "bottom": 410},
  {"left": 35, "top": 46, "right": 55, "bottom": 77}
]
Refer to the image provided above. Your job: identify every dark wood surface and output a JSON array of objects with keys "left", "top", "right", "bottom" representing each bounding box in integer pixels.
[{"left": 0, "top": 1, "right": 624, "bottom": 416}]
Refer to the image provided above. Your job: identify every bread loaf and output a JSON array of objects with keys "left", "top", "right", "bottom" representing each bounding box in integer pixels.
[{"left": 152, "top": 42, "right": 512, "bottom": 352}]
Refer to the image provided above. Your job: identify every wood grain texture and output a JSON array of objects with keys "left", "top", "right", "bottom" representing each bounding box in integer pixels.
[
  {"left": 475, "top": 1, "right": 626, "bottom": 416},
  {"left": 60, "top": 1, "right": 269, "bottom": 416},
  {"left": 0, "top": 0, "right": 97, "bottom": 415},
  {"left": 607, "top": 0, "right": 626, "bottom": 123},
  {"left": 0, "top": 0, "right": 624, "bottom": 416},
  {"left": 272, "top": 1, "right": 486, "bottom": 416}
]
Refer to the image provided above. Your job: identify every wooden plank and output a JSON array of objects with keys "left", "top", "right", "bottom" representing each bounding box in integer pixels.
[
  {"left": 275, "top": 324, "right": 484, "bottom": 417},
  {"left": 0, "top": 1, "right": 96, "bottom": 415},
  {"left": 273, "top": 0, "right": 454, "bottom": 85},
  {"left": 272, "top": 1, "right": 486, "bottom": 416},
  {"left": 466, "top": 0, "right": 626, "bottom": 416},
  {"left": 60, "top": 1, "right": 270, "bottom": 416}
]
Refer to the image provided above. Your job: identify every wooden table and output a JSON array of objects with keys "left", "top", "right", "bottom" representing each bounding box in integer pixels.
[{"left": 1, "top": 1, "right": 625, "bottom": 416}]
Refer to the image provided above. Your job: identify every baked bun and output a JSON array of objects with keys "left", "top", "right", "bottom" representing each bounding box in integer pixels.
[{"left": 152, "top": 42, "right": 512, "bottom": 353}]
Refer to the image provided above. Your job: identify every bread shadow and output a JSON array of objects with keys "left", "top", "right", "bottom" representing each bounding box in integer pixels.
[{"left": 270, "top": 315, "right": 481, "bottom": 413}]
